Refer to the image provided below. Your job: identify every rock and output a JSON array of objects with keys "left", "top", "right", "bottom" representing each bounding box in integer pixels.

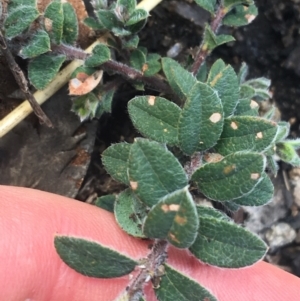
[{"left": 265, "top": 222, "right": 297, "bottom": 249}]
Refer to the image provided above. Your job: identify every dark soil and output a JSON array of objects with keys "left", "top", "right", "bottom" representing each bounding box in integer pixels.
[{"left": 1, "top": 0, "right": 300, "bottom": 278}]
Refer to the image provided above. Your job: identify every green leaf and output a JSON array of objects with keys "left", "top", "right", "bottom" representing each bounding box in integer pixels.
[
  {"left": 19, "top": 30, "right": 51, "bottom": 58},
  {"left": 196, "top": 61, "right": 207, "bottom": 82},
  {"left": 130, "top": 48, "right": 147, "bottom": 71},
  {"left": 274, "top": 121, "right": 290, "bottom": 142},
  {"left": 128, "top": 139, "right": 188, "bottom": 206},
  {"left": 244, "top": 77, "right": 271, "bottom": 101},
  {"left": 214, "top": 116, "right": 278, "bottom": 155},
  {"left": 194, "top": 0, "right": 217, "bottom": 14},
  {"left": 7, "top": 0, "right": 36, "bottom": 9},
  {"left": 115, "top": 189, "right": 147, "bottom": 238},
  {"left": 162, "top": 57, "right": 197, "bottom": 99},
  {"left": 223, "top": 0, "right": 254, "bottom": 10},
  {"left": 276, "top": 142, "right": 300, "bottom": 166},
  {"left": 123, "top": 35, "right": 139, "bottom": 49},
  {"left": 128, "top": 96, "right": 181, "bottom": 145},
  {"left": 44, "top": 0, "right": 64, "bottom": 44},
  {"left": 178, "top": 82, "right": 224, "bottom": 155},
  {"left": 125, "top": 9, "right": 148, "bottom": 26},
  {"left": 223, "top": 4, "right": 258, "bottom": 27},
  {"left": 238, "top": 62, "right": 249, "bottom": 84},
  {"left": 28, "top": 54, "right": 66, "bottom": 90},
  {"left": 144, "top": 53, "right": 161, "bottom": 76},
  {"left": 85, "top": 44, "right": 111, "bottom": 67},
  {"left": 126, "top": 18, "right": 147, "bottom": 34},
  {"left": 143, "top": 187, "right": 199, "bottom": 248},
  {"left": 207, "top": 59, "right": 240, "bottom": 117},
  {"left": 189, "top": 206, "right": 267, "bottom": 268},
  {"left": 99, "top": 88, "right": 115, "bottom": 113},
  {"left": 192, "top": 152, "right": 265, "bottom": 201},
  {"left": 155, "top": 265, "right": 217, "bottom": 301},
  {"left": 71, "top": 92, "right": 99, "bottom": 121},
  {"left": 234, "top": 99, "right": 259, "bottom": 116},
  {"left": 4, "top": 5, "right": 39, "bottom": 39},
  {"left": 62, "top": 2, "right": 78, "bottom": 44},
  {"left": 84, "top": 17, "right": 106, "bottom": 30},
  {"left": 233, "top": 172, "right": 274, "bottom": 206},
  {"left": 102, "top": 143, "right": 131, "bottom": 185},
  {"left": 96, "top": 9, "right": 121, "bottom": 30},
  {"left": 54, "top": 236, "right": 137, "bottom": 278},
  {"left": 95, "top": 194, "right": 116, "bottom": 212},
  {"left": 239, "top": 84, "right": 255, "bottom": 102},
  {"left": 203, "top": 25, "right": 235, "bottom": 52},
  {"left": 117, "top": 0, "right": 136, "bottom": 16}
]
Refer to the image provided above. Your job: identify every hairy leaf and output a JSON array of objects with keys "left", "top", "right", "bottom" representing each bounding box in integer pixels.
[
  {"left": 162, "top": 57, "right": 197, "bottom": 99},
  {"left": 203, "top": 25, "right": 235, "bottom": 52},
  {"left": 62, "top": 2, "right": 78, "bottom": 44},
  {"left": 28, "top": 54, "right": 66, "bottom": 89},
  {"left": 85, "top": 44, "right": 111, "bottom": 67},
  {"left": 115, "top": 189, "right": 147, "bottom": 238},
  {"left": 128, "top": 96, "right": 181, "bottom": 145},
  {"left": 44, "top": 0, "right": 64, "bottom": 44},
  {"left": 19, "top": 30, "right": 50, "bottom": 58},
  {"left": 215, "top": 116, "right": 278, "bottom": 155},
  {"left": 102, "top": 143, "right": 131, "bottom": 185},
  {"left": 128, "top": 139, "right": 187, "bottom": 206},
  {"left": 192, "top": 152, "right": 265, "bottom": 201},
  {"left": 4, "top": 5, "right": 39, "bottom": 39},
  {"left": 194, "top": 0, "right": 217, "bottom": 14},
  {"left": 233, "top": 172, "right": 274, "bottom": 206},
  {"left": 54, "top": 236, "right": 137, "bottom": 278},
  {"left": 189, "top": 206, "right": 267, "bottom": 268},
  {"left": 143, "top": 187, "right": 199, "bottom": 248},
  {"left": 223, "top": 4, "right": 258, "bottom": 27},
  {"left": 125, "top": 9, "right": 148, "bottom": 26},
  {"left": 178, "top": 82, "right": 224, "bottom": 155},
  {"left": 207, "top": 59, "right": 239, "bottom": 117},
  {"left": 95, "top": 194, "right": 116, "bottom": 212},
  {"left": 155, "top": 265, "right": 217, "bottom": 301}
]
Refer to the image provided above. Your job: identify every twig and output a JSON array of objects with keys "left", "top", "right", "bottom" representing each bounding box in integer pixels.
[
  {"left": 101, "top": 60, "right": 173, "bottom": 94},
  {"left": 0, "top": 29, "right": 53, "bottom": 127},
  {"left": 127, "top": 240, "right": 168, "bottom": 301},
  {"left": 190, "top": 6, "right": 226, "bottom": 76},
  {"left": 0, "top": 0, "right": 164, "bottom": 138}
]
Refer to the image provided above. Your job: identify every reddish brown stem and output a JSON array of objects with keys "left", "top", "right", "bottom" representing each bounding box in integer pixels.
[{"left": 191, "top": 6, "right": 226, "bottom": 76}]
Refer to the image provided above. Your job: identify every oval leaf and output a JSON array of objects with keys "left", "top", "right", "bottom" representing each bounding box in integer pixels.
[
  {"left": 125, "top": 9, "right": 148, "bottom": 26},
  {"left": 19, "top": 30, "right": 51, "bottom": 58},
  {"left": 128, "top": 96, "right": 181, "bottom": 145},
  {"left": 189, "top": 206, "right": 267, "bottom": 268},
  {"left": 128, "top": 138, "right": 187, "bottom": 206},
  {"left": 162, "top": 57, "right": 197, "bottom": 99},
  {"left": 115, "top": 189, "right": 147, "bottom": 238},
  {"left": 233, "top": 172, "right": 274, "bottom": 206},
  {"left": 155, "top": 265, "right": 217, "bottom": 301},
  {"left": 194, "top": 0, "right": 217, "bottom": 14},
  {"left": 207, "top": 59, "right": 239, "bottom": 117},
  {"left": 28, "top": 54, "right": 66, "bottom": 89},
  {"left": 223, "top": 4, "right": 258, "bottom": 27},
  {"left": 95, "top": 194, "right": 116, "bottom": 212},
  {"left": 214, "top": 116, "right": 278, "bottom": 155},
  {"left": 178, "top": 82, "right": 224, "bottom": 155},
  {"left": 62, "top": 2, "right": 78, "bottom": 44},
  {"left": 54, "top": 236, "right": 137, "bottom": 278},
  {"left": 192, "top": 152, "right": 266, "bottom": 201},
  {"left": 85, "top": 44, "right": 111, "bottom": 67},
  {"left": 102, "top": 143, "right": 131, "bottom": 185},
  {"left": 4, "top": 5, "right": 39, "bottom": 39},
  {"left": 44, "top": 0, "right": 64, "bottom": 44},
  {"left": 143, "top": 187, "right": 199, "bottom": 248}
]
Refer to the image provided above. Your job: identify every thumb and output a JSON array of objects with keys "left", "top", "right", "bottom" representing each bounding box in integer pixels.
[{"left": 0, "top": 185, "right": 299, "bottom": 301}]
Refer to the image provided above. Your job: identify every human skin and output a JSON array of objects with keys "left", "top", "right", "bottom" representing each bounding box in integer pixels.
[{"left": 0, "top": 185, "right": 299, "bottom": 301}]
